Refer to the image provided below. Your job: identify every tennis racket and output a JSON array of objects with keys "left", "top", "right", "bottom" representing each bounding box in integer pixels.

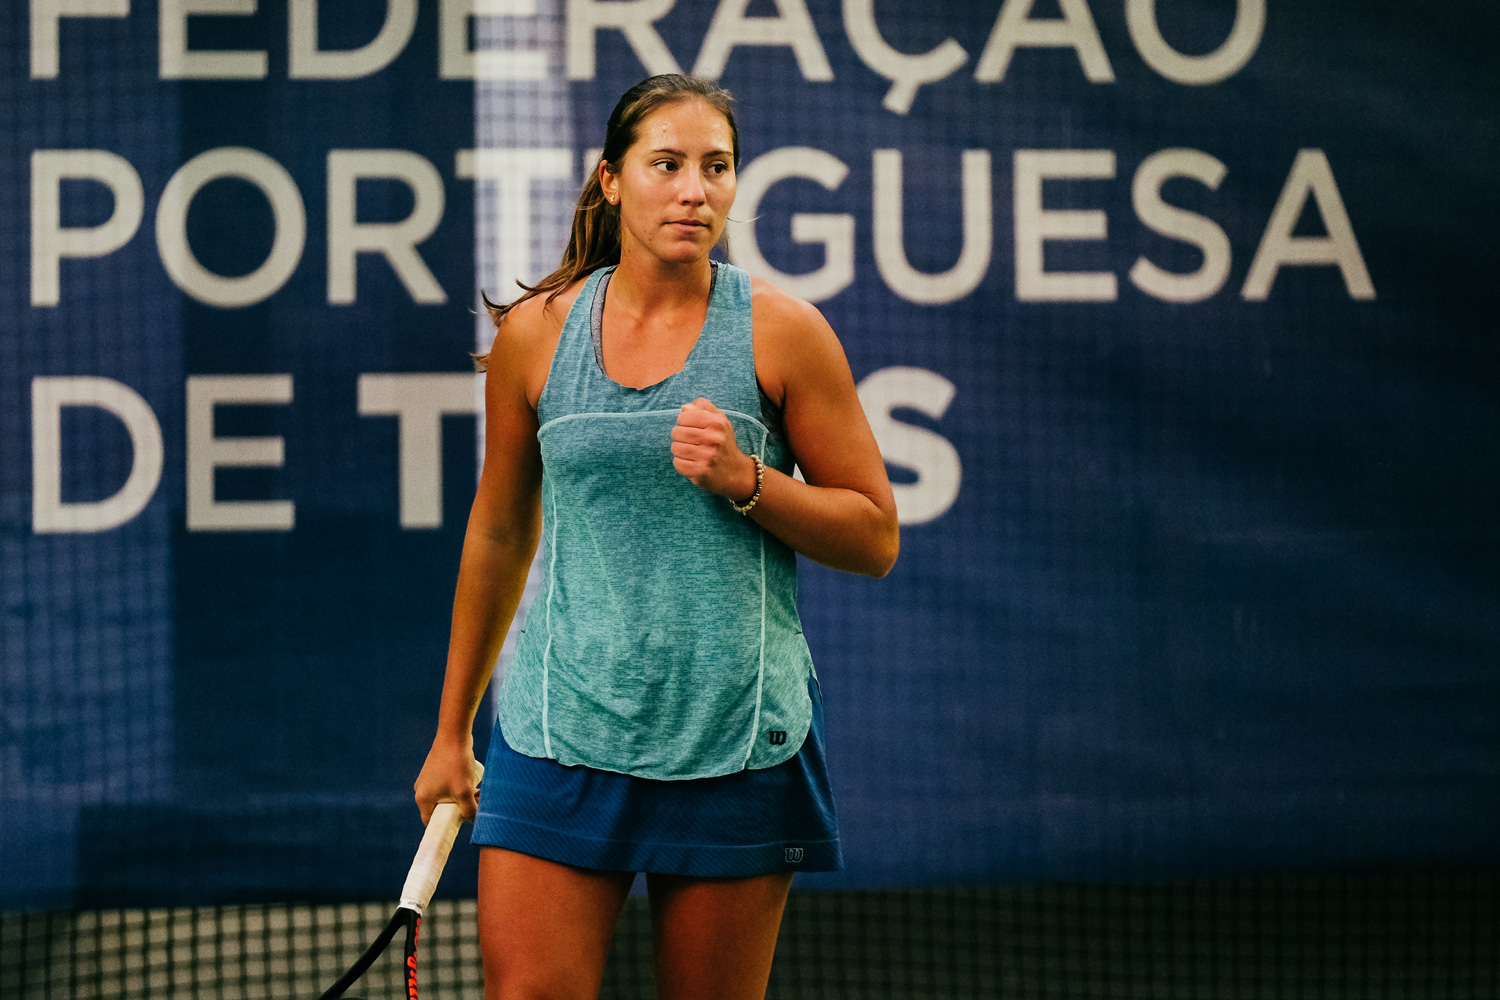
[{"left": 317, "top": 767, "right": 481, "bottom": 1000}]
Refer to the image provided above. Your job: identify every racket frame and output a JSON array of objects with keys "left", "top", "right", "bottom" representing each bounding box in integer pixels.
[{"left": 315, "top": 788, "right": 476, "bottom": 1000}]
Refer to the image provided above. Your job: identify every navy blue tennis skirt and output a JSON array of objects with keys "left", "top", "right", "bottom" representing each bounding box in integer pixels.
[{"left": 471, "top": 675, "right": 842, "bottom": 876}]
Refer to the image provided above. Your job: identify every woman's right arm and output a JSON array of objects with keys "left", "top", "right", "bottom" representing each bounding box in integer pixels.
[{"left": 413, "top": 301, "right": 548, "bottom": 825}]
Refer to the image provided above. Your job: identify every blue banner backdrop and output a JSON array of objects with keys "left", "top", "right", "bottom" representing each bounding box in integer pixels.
[{"left": 2, "top": 0, "right": 1497, "bottom": 910}]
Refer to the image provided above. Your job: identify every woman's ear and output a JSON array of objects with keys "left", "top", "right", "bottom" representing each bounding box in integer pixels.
[{"left": 599, "top": 161, "right": 619, "bottom": 205}]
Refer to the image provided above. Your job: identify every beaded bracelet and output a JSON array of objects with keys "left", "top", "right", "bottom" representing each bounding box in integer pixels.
[{"left": 731, "top": 454, "right": 765, "bottom": 515}]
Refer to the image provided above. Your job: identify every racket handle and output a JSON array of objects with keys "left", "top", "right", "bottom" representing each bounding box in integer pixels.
[{"left": 400, "top": 765, "right": 483, "bottom": 915}]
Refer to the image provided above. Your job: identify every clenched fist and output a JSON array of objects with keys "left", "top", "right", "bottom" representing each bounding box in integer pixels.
[{"left": 671, "top": 398, "right": 758, "bottom": 502}]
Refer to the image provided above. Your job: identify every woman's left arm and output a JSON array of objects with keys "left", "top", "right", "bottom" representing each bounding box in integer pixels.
[{"left": 671, "top": 281, "right": 899, "bottom": 577}]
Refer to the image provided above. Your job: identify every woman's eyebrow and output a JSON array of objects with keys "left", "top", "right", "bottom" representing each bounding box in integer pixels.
[{"left": 649, "top": 147, "right": 734, "bottom": 158}]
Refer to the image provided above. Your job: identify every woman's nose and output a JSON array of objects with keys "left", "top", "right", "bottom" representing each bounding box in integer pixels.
[{"left": 677, "top": 166, "right": 707, "bottom": 203}]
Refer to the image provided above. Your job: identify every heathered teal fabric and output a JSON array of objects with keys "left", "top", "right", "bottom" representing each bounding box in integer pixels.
[{"left": 496, "top": 262, "right": 815, "bottom": 779}]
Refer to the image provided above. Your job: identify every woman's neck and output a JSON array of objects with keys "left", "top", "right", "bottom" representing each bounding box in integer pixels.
[{"left": 609, "top": 245, "right": 714, "bottom": 318}]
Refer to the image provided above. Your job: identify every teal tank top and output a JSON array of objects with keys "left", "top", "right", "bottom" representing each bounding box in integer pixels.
[{"left": 495, "top": 261, "right": 816, "bottom": 780}]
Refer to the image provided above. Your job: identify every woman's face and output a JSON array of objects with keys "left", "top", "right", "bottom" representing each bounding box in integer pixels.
[{"left": 601, "top": 98, "right": 737, "bottom": 267}]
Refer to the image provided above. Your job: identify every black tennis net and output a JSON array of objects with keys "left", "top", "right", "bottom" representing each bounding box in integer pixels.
[{"left": 4, "top": 869, "right": 1496, "bottom": 999}]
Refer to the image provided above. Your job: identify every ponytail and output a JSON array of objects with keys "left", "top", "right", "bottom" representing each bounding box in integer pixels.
[{"left": 473, "top": 74, "right": 739, "bottom": 371}]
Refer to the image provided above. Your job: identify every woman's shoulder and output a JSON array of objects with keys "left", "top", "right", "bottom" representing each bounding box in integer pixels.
[
  {"left": 496, "top": 275, "right": 590, "bottom": 343},
  {"left": 485, "top": 274, "right": 593, "bottom": 402},
  {"left": 747, "top": 274, "right": 842, "bottom": 356},
  {"left": 746, "top": 273, "right": 850, "bottom": 405}
]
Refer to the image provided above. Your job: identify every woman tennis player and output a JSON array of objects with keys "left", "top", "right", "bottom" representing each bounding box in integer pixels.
[{"left": 414, "top": 74, "right": 898, "bottom": 999}]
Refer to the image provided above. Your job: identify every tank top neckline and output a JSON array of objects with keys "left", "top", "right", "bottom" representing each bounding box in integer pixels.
[{"left": 589, "top": 261, "right": 721, "bottom": 393}]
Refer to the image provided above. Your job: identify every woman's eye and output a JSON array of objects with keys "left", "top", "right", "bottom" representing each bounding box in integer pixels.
[{"left": 655, "top": 160, "right": 676, "bottom": 172}]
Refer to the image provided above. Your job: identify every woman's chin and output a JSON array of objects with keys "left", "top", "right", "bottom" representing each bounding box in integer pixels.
[{"left": 653, "top": 240, "right": 712, "bottom": 264}]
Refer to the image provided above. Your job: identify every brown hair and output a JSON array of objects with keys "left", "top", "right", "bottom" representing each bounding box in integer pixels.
[{"left": 473, "top": 74, "right": 740, "bottom": 371}]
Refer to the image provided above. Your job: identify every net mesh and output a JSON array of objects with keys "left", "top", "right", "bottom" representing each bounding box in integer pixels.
[{"left": 4, "top": 870, "right": 1496, "bottom": 999}]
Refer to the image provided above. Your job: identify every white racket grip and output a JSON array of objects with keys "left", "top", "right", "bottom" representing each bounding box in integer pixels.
[
  {"left": 400, "top": 766, "right": 482, "bottom": 915},
  {"left": 399, "top": 803, "right": 463, "bottom": 914}
]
